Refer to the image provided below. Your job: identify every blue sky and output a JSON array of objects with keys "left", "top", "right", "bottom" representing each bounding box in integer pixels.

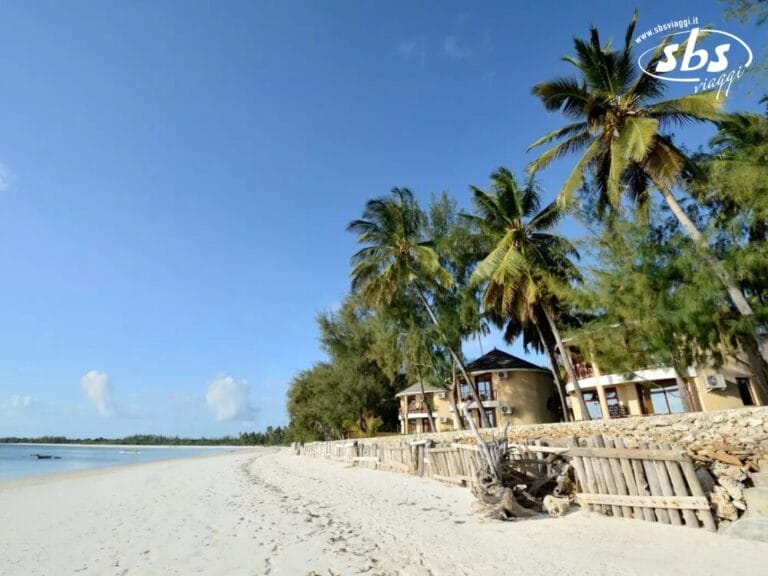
[{"left": 0, "top": 0, "right": 764, "bottom": 437}]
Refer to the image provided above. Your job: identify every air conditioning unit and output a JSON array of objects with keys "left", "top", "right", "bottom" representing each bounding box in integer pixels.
[
  {"left": 439, "top": 417, "right": 450, "bottom": 423},
  {"left": 498, "top": 371, "right": 508, "bottom": 379},
  {"left": 704, "top": 373, "right": 728, "bottom": 391},
  {"left": 500, "top": 405, "right": 513, "bottom": 415},
  {"left": 437, "top": 391, "right": 446, "bottom": 399}
]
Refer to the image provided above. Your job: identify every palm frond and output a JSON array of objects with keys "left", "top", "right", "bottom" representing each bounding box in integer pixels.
[{"left": 558, "top": 138, "right": 603, "bottom": 207}]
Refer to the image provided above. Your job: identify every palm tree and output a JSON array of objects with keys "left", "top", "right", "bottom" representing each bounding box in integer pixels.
[
  {"left": 466, "top": 167, "right": 590, "bottom": 420},
  {"left": 528, "top": 13, "right": 766, "bottom": 363},
  {"left": 348, "top": 188, "right": 493, "bottom": 427}
]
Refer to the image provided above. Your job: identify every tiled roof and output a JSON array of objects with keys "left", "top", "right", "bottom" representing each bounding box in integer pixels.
[
  {"left": 466, "top": 348, "right": 550, "bottom": 373},
  {"left": 394, "top": 382, "right": 445, "bottom": 397}
]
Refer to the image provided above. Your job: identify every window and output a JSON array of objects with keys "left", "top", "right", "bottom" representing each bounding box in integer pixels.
[
  {"left": 477, "top": 379, "right": 493, "bottom": 401},
  {"left": 604, "top": 387, "right": 627, "bottom": 418},
  {"left": 737, "top": 377, "right": 755, "bottom": 406},
  {"left": 485, "top": 409, "right": 496, "bottom": 427},
  {"left": 581, "top": 390, "right": 603, "bottom": 419},
  {"left": 459, "top": 382, "right": 471, "bottom": 401},
  {"left": 650, "top": 383, "right": 684, "bottom": 415}
]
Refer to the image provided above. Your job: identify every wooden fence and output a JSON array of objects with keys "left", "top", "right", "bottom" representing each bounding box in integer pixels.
[
  {"left": 297, "top": 434, "right": 718, "bottom": 531},
  {"left": 566, "top": 436, "right": 716, "bottom": 531}
]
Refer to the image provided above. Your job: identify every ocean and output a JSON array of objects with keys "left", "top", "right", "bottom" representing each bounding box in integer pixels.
[{"left": 0, "top": 444, "right": 226, "bottom": 481}]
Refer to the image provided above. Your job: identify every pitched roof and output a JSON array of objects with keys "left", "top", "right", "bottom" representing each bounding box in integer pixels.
[
  {"left": 394, "top": 382, "right": 445, "bottom": 397},
  {"left": 466, "top": 348, "right": 550, "bottom": 374}
]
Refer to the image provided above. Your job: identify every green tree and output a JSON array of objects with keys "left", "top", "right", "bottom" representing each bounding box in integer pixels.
[
  {"left": 568, "top": 206, "right": 768, "bottom": 406},
  {"left": 348, "top": 188, "right": 492, "bottom": 427},
  {"left": 527, "top": 13, "right": 768, "bottom": 364},
  {"left": 465, "top": 167, "right": 588, "bottom": 420}
]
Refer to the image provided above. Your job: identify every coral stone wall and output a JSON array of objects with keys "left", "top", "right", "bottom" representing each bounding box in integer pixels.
[{"left": 372, "top": 407, "right": 768, "bottom": 459}]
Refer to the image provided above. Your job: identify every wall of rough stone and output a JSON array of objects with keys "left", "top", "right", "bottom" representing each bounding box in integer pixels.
[{"left": 370, "top": 407, "right": 768, "bottom": 458}]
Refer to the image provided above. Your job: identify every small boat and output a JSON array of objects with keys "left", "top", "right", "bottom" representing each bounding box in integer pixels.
[
  {"left": 119, "top": 449, "right": 141, "bottom": 454},
  {"left": 33, "top": 454, "right": 61, "bottom": 460}
]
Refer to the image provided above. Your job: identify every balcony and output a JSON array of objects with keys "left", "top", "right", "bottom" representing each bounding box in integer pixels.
[
  {"left": 399, "top": 400, "right": 438, "bottom": 420},
  {"left": 567, "top": 362, "right": 594, "bottom": 382},
  {"left": 408, "top": 400, "right": 432, "bottom": 412}
]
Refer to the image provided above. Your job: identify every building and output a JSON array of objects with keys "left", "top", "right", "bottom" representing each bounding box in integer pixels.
[
  {"left": 564, "top": 348, "right": 765, "bottom": 421},
  {"left": 396, "top": 348, "right": 558, "bottom": 434}
]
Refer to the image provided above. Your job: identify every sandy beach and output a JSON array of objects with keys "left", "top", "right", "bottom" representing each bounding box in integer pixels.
[{"left": 0, "top": 448, "right": 765, "bottom": 576}]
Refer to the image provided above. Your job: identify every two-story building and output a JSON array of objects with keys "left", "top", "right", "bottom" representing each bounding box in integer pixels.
[
  {"left": 396, "top": 348, "right": 558, "bottom": 434},
  {"left": 563, "top": 346, "right": 765, "bottom": 421}
]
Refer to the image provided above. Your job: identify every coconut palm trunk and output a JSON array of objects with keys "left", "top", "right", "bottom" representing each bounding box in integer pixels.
[
  {"left": 449, "top": 361, "right": 465, "bottom": 430},
  {"left": 534, "top": 321, "right": 571, "bottom": 422},
  {"left": 540, "top": 303, "right": 591, "bottom": 421},
  {"left": 415, "top": 366, "right": 437, "bottom": 433},
  {"left": 673, "top": 368, "right": 693, "bottom": 413},
  {"left": 658, "top": 186, "right": 768, "bottom": 365},
  {"left": 414, "top": 284, "right": 493, "bottom": 428}
]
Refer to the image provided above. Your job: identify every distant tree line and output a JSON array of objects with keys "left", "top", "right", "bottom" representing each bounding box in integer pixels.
[{"left": 0, "top": 427, "right": 288, "bottom": 446}]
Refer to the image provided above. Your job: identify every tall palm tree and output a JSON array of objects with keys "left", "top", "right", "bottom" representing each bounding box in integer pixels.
[
  {"left": 466, "top": 167, "right": 590, "bottom": 420},
  {"left": 348, "top": 188, "right": 493, "bottom": 427},
  {"left": 528, "top": 13, "right": 767, "bottom": 363}
]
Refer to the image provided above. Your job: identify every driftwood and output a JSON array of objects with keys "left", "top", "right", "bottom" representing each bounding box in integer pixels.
[{"left": 461, "top": 404, "right": 574, "bottom": 520}]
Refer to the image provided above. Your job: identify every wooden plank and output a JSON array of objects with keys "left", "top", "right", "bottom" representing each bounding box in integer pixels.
[
  {"left": 660, "top": 443, "right": 700, "bottom": 528},
  {"left": 579, "top": 437, "right": 605, "bottom": 514},
  {"left": 565, "top": 447, "right": 687, "bottom": 461},
  {"left": 352, "top": 456, "right": 381, "bottom": 463},
  {"left": 588, "top": 437, "right": 611, "bottom": 515},
  {"left": 508, "top": 443, "right": 569, "bottom": 454},
  {"left": 679, "top": 457, "right": 718, "bottom": 532},
  {"left": 445, "top": 449, "right": 456, "bottom": 480},
  {"left": 567, "top": 437, "right": 593, "bottom": 512},
  {"left": 650, "top": 442, "right": 682, "bottom": 525},
  {"left": 614, "top": 437, "right": 644, "bottom": 520},
  {"left": 426, "top": 447, "right": 458, "bottom": 454},
  {"left": 628, "top": 442, "right": 657, "bottom": 523},
  {"left": 603, "top": 437, "right": 633, "bottom": 518},
  {"left": 451, "top": 443, "right": 480, "bottom": 451},
  {"left": 575, "top": 493, "right": 711, "bottom": 510},
  {"left": 593, "top": 436, "right": 624, "bottom": 517},
  {"left": 641, "top": 443, "right": 671, "bottom": 524}
]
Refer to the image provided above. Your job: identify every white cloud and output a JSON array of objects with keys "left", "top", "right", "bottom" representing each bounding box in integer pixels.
[
  {"left": 1, "top": 394, "right": 32, "bottom": 414},
  {"left": 10, "top": 395, "right": 31, "bottom": 409},
  {"left": 0, "top": 162, "right": 12, "bottom": 192},
  {"left": 395, "top": 37, "right": 427, "bottom": 65},
  {"left": 80, "top": 370, "right": 116, "bottom": 417},
  {"left": 444, "top": 35, "right": 472, "bottom": 59},
  {"left": 206, "top": 375, "right": 254, "bottom": 422}
]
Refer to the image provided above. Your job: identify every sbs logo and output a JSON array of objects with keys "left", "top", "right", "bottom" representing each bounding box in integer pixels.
[{"left": 637, "top": 27, "right": 752, "bottom": 91}]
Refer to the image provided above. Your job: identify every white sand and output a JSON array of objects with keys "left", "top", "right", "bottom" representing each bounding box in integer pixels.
[{"left": 0, "top": 448, "right": 764, "bottom": 576}]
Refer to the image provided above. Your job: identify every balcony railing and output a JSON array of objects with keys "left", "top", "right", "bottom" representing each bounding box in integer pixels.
[
  {"left": 408, "top": 400, "right": 432, "bottom": 411},
  {"left": 458, "top": 391, "right": 494, "bottom": 402},
  {"left": 568, "top": 363, "right": 594, "bottom": 382}
]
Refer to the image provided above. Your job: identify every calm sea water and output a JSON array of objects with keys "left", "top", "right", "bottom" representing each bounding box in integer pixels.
[{"left": 0, "top": 444, "right": 226, "bottom": 481}]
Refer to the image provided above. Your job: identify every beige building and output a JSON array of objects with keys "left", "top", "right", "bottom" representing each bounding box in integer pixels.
[
  {"left": 396, "top": 349, "right": 558, "bottom": 434},
  {"left": 565, "top": 349, "right": 765, "bottom": 421}
]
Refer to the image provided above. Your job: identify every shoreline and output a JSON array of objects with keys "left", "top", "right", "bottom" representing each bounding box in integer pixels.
[
  {"left": 0, "top": 445, "right": 248, "bottom": 489},
  {"left": 2, "top": 442, "right": 240, "bottom": 449}
]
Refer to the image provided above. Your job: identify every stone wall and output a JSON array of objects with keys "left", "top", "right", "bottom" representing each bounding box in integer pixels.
[{"left": 375, "top": 407, "right": 768, "bottom": 459}]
